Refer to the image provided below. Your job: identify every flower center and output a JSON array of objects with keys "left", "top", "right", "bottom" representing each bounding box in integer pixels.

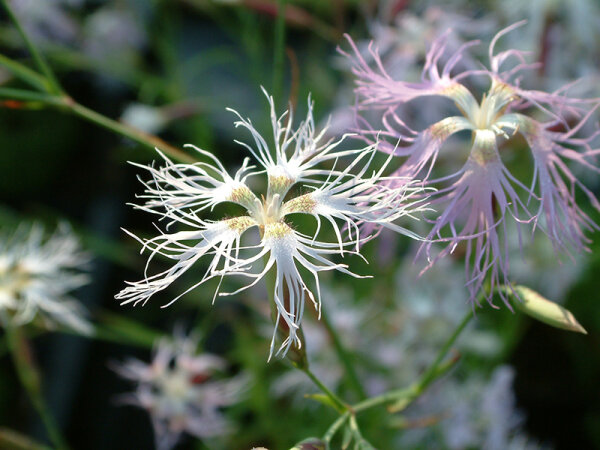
[
  {"left": 250, "top": 192, "right": 285, "bottom": 227},
  {"left": 159, "top": 367, "right": 192, "bottom": 402},
  {"left": 469, "top": 129, "right": 499, "bottom": 165},
  {"left": 0, "top": 264, "right": 31, "bottom": 297}
]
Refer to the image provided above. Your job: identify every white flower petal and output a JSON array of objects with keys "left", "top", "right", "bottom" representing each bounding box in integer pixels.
[{"left": 116, "top": 217, "right": 257, "bottom": 307}]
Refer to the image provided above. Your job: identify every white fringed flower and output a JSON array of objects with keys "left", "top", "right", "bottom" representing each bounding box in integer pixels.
[
  {"left": 0, "top": 223, "right": 91, "bottom": 333},
  {"left": 116, "top": 89, "right": 426, "bottom": 358},
  {"left": 113, "top": 331, "right": 247, "bottom": 450}
]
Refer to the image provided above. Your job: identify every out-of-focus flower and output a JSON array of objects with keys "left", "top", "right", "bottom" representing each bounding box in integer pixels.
[
  {"left": 121, "top": 103, "right": 170, "bottom": 135},
  {"left": 120, "top": 101, "right": 201, "bottom": 135},
  {"left": 365, "top": 6, "right": 493, "bottom": 82},
  {"left": 9, "top": 0, "right": 83, "bottom": 44},
  {"left": 363, "top": 255, "right": 503, "bottom": 397},
  {"left": 344, "top": 22, "right": 600, "bottom": 306},
  {"left": 429, "top": 366, "right": 540, "bottom": 450},
  {"left": 82, "top": 5, "right": 147, "bottom": 64},
  {"left": 0, "top": 223, "right": 91, "bottom": 333},
  {"left": 114, "top": 331, "right": 247, "bottom": 450},
  {"left": 327, "top": 6, "right": 495, "bottom": 137},
  {"left": 116, "top": 89, "right": 426, "bottom": 359},
  {"left": 507, "top": 220, "right": 585, "bottom": 300},
  {"left": 497, "top": 0, "right": 600, "bottom": 88}
]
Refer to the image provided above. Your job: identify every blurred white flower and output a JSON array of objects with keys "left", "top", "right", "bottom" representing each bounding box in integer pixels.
[
  {"left": 0, "top": 223, "right": 91, "bottom": 333},
  {"left": 498, "top": 0, "right": 600, "bottom": 88},
  {"left": 113, "top": 331, "right": 248, "bottom": 450},
  {"left": 116, "top": 88, "right": 427, "bottom": 359},
  {"left": 82, "top": 5, "right": 147, "bottom": 63},
  {"left": 507, "top": 221, "right": 585, "bottom": 301},
  {"left": 360, "top": 255, "right": 502, "bottom": 397},
  {"left": 367, "top": 6, "right": 493, "bottom": 79},
  {"left": 121, "top": 103, "right": 170, "bottom": 135},
  {"left": 9, "top": 0, "right": 83, "bottom": 43},
  {"left": 399, "top": 366, "right": 541, "bottom": 450}
]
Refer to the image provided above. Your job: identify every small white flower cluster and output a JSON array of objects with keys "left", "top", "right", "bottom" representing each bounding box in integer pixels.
[
  {"left": 0, "top": 223, "right": 91, "bottom": 333},
  {"left": 113, "top": 331, "right": 248, "bottom": 450},
  {"left": 116, "top": 88, "right": 427, "bottom": 359},
  {"left": 402, "top": 366, "right": 541, "bottom": 450}
]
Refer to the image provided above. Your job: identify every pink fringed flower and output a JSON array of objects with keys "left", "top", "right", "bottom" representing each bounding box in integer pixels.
[{"left": 344, "top": 22, "right": 600, "bottom": 306}]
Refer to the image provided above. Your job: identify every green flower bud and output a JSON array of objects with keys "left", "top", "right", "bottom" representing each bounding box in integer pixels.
[{"left": 510, "top": 285, "right": 587, "bottom": 334}]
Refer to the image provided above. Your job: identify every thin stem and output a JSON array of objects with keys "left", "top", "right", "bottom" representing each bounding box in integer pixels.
[
  {"left": 272, "top": 0, "right": 287, "bottom": 103},
  {"left": 1, "top": 0, "right": 62, "bottom": 94},
  {"left": 301, "top": 366, "right": 348, "bottom": 413},
  {"left": 352, "top": 386, "right": 413, "bottom": 413},
  {"left": 0, "top": 87, "right": 64, "bottom": 105},
  {"left": 349, "top": 414, "right": 374, "bottom": 449},
  {"left": 353, "top": 310, "right": 473, "bottom": 413},
  {"left": 1, "top": 315, "right": 69, "bottom": 450},
  {"left": 415, "top": 310, "right": 472, "bottom": 391},
  {"left": 0, "top": 88, "right": 193, "bottom": 163},
  {"left": 0, "top": 54, "right": 50, "bottom": 91},
  {"left": 319, "top": 305, "right": 367, "bottom": 399},
  {"left": 66, "top": 99, "right": 194, "bottom": 163},
  {"left": 323, "top": 411, "right": 350, "bottom": 445}
]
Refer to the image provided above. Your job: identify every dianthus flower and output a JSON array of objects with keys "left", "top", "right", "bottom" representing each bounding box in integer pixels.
[
  {"left": 116, "top": 89, "right": 426, "bottom": 358},
  {"left": 0, "top": 223, "right": 91, "bottom": 332},
  {"left": 344, "top": 22, "right": 600, "bottom": 306},
  {"left": 113, "top": 331, "right": 247, "bottom": 450}
]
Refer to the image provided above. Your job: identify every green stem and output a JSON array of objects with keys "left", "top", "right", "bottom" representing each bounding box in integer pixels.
[
  {"left": 272, "top": 0, "right": 287, "bottom": 103},
  {"left": 1, "top": 0, "right": 62, "bottom": 94},
  {"left": 319, "top": 306, "right": 367, "bottom": 399},
  {"left": 0, "top": 87, "right": 64, "bottom": 105},
  {"left": 353, "top": 310, "right": 473, "bottom": 413},
  {"left": 349, "top": 414, "right": 374, "bottom": 448},
  {"left": 301, "top": 366, "right": 348, "bottom": 413},
  {"left": 415, "top": 310, "right": 472, "bottom": 390},
  {"left": 352, "top": 386, "right": 413, "bottom": 413},
  {"left": 0, "top": 54, "right": 50, "bottom": 91},
  {"left": 0, "top": 88, "right": 193, "bottom": 163},
  {"left": 323, "top": 411, "right": 350, "bottom": 445},
  {"left": 66, "top": 99, "right": 194, "bottom": 162},
  {"left": 1, "top": 315, "right": 69, "bottom": 450}
]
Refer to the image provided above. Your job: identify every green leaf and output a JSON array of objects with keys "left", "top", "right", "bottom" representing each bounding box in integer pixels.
[
  {"left": 341, "top": 425, "right": 352, "bottom": 450},
  {"left": 304, "top": 393, "right": 340, "bottom": 411},
  {"left": 58, "top": 311, "right": 164, "bottom": 349},
  {"left": 387, "top": 395, "right": 412, "bottom": 413},
  {"left": 0, "top": 54, "right": 50, "bottom": 92},
  {"left": 93, "top": 311, "right": 164, "bottom": 348},
  {"left": 0, "top": 427, "right": 51, "bottom": 450}
]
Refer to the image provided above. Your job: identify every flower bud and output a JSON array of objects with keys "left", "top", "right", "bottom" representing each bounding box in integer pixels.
[{"left": 511, "top": 285, "right": 587, "bottom": 334}]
